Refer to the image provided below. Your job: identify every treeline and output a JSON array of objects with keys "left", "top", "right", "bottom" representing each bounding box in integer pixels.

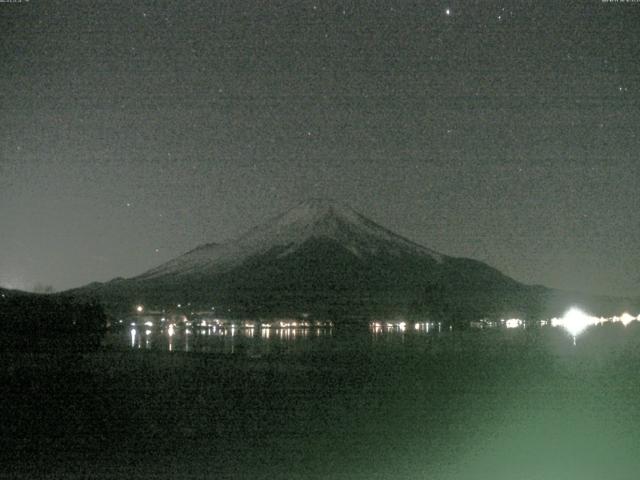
[{"left": 0, "top": 293, "right": 107, "bottom": 352}]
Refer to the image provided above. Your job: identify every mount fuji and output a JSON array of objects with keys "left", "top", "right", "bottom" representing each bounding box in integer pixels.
[
  {"left": 69, "top": 199, "right": 597, "bottom": 323},
  {"left": 139, "top": 198, "right": 444, "bottom": 280}
]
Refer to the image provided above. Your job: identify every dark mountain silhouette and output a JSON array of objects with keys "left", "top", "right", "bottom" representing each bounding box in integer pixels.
[
  {"left": 0, "top": 288, "right": 107, "bottom": 351},
  {"left": 66, "top": 199, "right": 635, "bottom": 324}
]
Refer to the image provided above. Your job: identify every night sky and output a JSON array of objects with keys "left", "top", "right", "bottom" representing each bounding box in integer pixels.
[{"left": 1, "top": 0, "right": 638, "bottom": 297}]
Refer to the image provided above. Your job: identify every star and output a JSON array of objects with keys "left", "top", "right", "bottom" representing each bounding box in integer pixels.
[{"left": 445, "top": 8, "right": 451, "bottom": 16}]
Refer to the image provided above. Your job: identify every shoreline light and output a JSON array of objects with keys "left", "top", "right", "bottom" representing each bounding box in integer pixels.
[
  {"left": 504, "top": 318, "right": 522, "bottom": 329},
  {"left": 561, "top": 307, "right": 593, "bottom": 338},
  {"left": 619, "top": 312, "right": 635, "bottom": 327}
]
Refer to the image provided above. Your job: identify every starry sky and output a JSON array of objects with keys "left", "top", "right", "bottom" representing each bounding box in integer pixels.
[{"left": 1, "top": 0, "right": 639, "bottom": 297}]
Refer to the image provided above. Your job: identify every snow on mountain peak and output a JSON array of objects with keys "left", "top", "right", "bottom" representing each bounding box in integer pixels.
[
  {"left": 137, "top": 199, "right": 443, "bottom": 279},
  {"left": 271, "top": 198, "right": 362, "bottom": 228}
]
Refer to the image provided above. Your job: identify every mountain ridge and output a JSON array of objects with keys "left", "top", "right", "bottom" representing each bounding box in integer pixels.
[
  {"left": 136, "top": 198, "right": 443, "bottom": 281},
  {"left": 65, "top": 199, "right": 637, "bottom": 322}
]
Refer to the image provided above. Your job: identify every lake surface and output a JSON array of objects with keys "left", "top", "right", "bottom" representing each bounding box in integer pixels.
[
  {"left": 4, "top": 322, "right": 640, "bottom": 479},
  {"left": 111, "top": 310, "right": 640, "bottom": 356},
  {"left": 112, "top": 321, "right": 476, "bottom": 355}
]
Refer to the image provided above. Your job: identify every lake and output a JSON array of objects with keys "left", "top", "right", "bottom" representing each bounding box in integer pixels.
[
  {"left": 3, "top": 321, "right": 640, "bottom": 479},
  {"left": 109, "top": 320, "right": 525, "bottom": 355}
]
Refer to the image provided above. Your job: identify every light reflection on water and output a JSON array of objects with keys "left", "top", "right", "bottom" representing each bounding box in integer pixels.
[
  {"left": 111, "top": 320, "right": 445, "bottom": 355},
  {"left": 117, "top": 324, "right": 339, "bottom": 354},
  {"left": 109, "top": 313, "right": 640, "bottom": 356}
]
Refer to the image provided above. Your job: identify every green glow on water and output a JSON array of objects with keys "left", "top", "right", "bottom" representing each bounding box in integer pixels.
[{"left": 5, "top": 325, "right": 640, "bottom": 479}]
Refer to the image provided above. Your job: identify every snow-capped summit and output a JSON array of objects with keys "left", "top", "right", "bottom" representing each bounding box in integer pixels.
[
  {"left": 269, "top": 197, "right": 367, "bottom": 229},
  {"left": 69, "top": 199, "right": 630, "bottom": 322},
  {"left": 71, "top": 198, "right": 566, "bottom": 322},
  {"left": 137, "top": 198, "right": 443, "bottom": 280}
]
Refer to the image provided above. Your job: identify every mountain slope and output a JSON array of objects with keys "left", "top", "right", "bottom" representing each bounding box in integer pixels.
[
  {"left": 68, "top": 199, "right": 574, "bottom": 322},
  {"left": 137, "top": 198, "right": 443, "bottom": 280}
]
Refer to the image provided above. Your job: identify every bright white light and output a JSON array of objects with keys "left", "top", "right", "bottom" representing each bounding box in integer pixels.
[
  {"left": 619, "top": 312, "right": 634, "bottom": 327},
  {"left": 144, "top": 321, "right": 153, "bottom": 327},
  {"left": 562, "top": 307, "right": 593, "bottom": 338},
  {"left": 445, "top": 8, "right": 451, "bottom": 15},
  {"left": 136, "top": 305, "right": 144, "bottom": 313},
  {"left": 130, "top": 328, "right": 136, "bottom": 347},
  {"left": 505, "top": 318, "right": 522, "bottom": 329},
  {"left": 167, "top": 324, "right": 175, "bottom": 337}
]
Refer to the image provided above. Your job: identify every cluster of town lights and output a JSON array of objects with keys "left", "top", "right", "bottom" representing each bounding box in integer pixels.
[
  {"left": 370, "top": 309, "right": 639, "bottom": 343},
  {"left": 131, "top": 304, "right": 638, "bottom": 345},
  {"left": 550, "top": 308, "right": 638, "bottom": 342},
  {"left": 130, "top": 308, "right": 333, "bottom": 331},
  {"left": 500, "top": 308, "right": 639, "bottom": 344}
]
